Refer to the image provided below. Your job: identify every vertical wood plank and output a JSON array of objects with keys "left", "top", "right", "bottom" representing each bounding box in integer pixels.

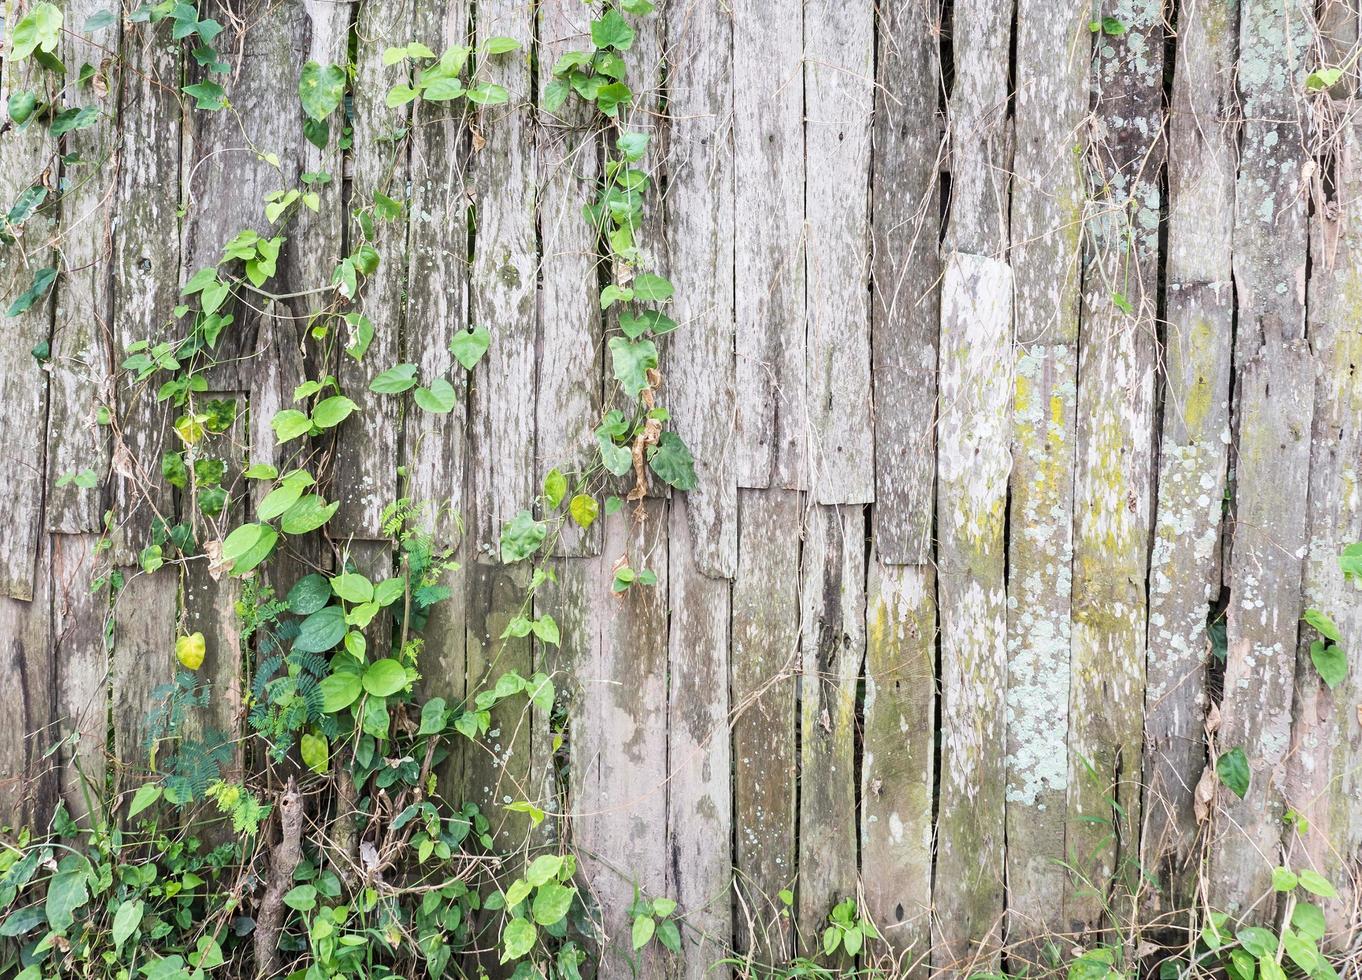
[
  {"left": 46, "top": 0, "right": 116, "bottom": 532},
  {"left": 1286, "top": 120, "right": 1362, "bottom": 941},
  {"left": 871, "top": 0, "right": 941, "bottom": 563},
  {"left": 664, "top": 0, "right": 736, "bottom": 578},
  {"left": 0, "top": 43, "right": 55, "bottom": 599},
  {"left": 804, "top": 0, "right": 873, "bottom": 504},
  {"left": 467, "top": 0, "right": 538, "bottom": 555},
  {"left": 730, "top": 490, "right": 800, "bottom": 963},
  {"left": 565, "top": 502, "right": 669, "bottom": 975},
  {"left": 0, "top": 541, "right": 55, "bottom": 827},
  {"left": 111, "top": 568, "right": 177, "bottom": 792},
  {"left": 336, "top": 0, "right": 412, "bottom": 537},
  {"left": 796, "top": 503, "right": 864, "bottom": 954},
  {"left": 537, "top": 0, "right": 603, "bottom": 557},
  {"left": 1142, "top": 0, "right": 1237, "bottom": 919},
  {"left": 53, "top": 534, "right": 108, "bottom": 823},
  {"left": 1066, "top": 0, "right": 1163, "bottom": 935},
  {"left": 861, "top": 556, "right": 935, "bottom": 970},
  {"left": 665, "top": 497, "right": 732, "bottom": 975},
  {"left": 932, "top": 252, "right": 1012, "bottom": 971},
  {"left": 1004, "top": 0, "right": 1085, "bottom": 948},
  {"left": 1210, "top": 0, "right": 1315, "bottom": 918},
  {"left": 732, "top": 0, "right": 805, "bottom": 491}
]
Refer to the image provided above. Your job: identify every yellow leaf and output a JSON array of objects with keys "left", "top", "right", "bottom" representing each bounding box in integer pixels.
[{"left": 175, "top": 632, "right": 206, "bottom": 671}]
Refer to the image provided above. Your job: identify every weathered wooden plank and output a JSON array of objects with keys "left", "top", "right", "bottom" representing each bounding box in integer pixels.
[
  {"left": 662, "top": 0, "right": 736, "bottom": 579},
  {"left": 861, "top": 556, "right": 935, "bottom": 970},
  {"left": 537, "top": 0, "right": 602, "bottom": 557},
  {"left": 870, "top": 0, "right": 941, "bottom": 563},
  {"left": 110, "top": 10, "right": 181, "bottom": 560},
  {"left": 335, "top": 0, "right": 413, "bottom": 537},
  {"left": 1141, "top": 0, "right": 1237, "bottom": 920},
  {"left": 664, "top": 497, "right": 732, "bottom": 975},
  {"left": 467, "top": 0, "right": 537, "bottom": 556},
  {"left": 0, "top": 44, "right": 56, "bottom": 599},
  {"left": 732, "top": 0, "right": 805, "bottom": 491},
  {"left": 1286, "top": 120, "right": 1362, "bottom": 942},
  {"left": 0, "top": 539, "right": 55, "bottom": 827},
  {"left": 565, "top": 501, "right": 669, "bottom": 975},
  {"left": 46, "top": 0, "right": 117, "bottom": 532},
  {"left": 112, "top": 568, "right": 177, "bottom": 794},
  {"left": 53, "top": 534, "right": 108, "bottom": 824},
  {"left": 932, "top": 252, "right": 1011, "bottom": 972},
  {"left": 1209, "top": 0, "right": 1315, "bottom": 919},
  {"left": 1003, "top": 0, "right": 1084, "bottom": 949},
  {"left": 796, "top": 503, "right": 864, "bottom": 957},
  {"left": 731, "top": 489, "right": 800, "bottom": 964},
  {"left": 1065, "top": 0, "right": 1163, "bottom": 936},
  {"left": 803, "top": 0, "right": 873, "bottom": 504}
]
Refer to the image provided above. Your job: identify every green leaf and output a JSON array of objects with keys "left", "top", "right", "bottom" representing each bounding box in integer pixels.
[
  {"left": 48, "top": 105, "right": 99, "bottom": 136},
  {"left": 631, "top": 914, "right": 655, "bottom": 950},
  {"left": 609, "top": 337, "right": 657, "bottom": 398},
  {"left": 532, "top": 615, "right": 560, "bottom": 646},
  {"left": 222, "top": 522, "right": 278, "bottom": 576},
  {"left": 419, "top": 697, "right": 448, "bottom": 735},
  {"left": 1236, "top": 926, "right": 1277, "bottom": 958},
  {"left": 532, "top": 881, "right": 575, "bottom": 926},
  {"left": 617, "top": 131, "right": 649, "bottom": 160},
  {"left": 319, "top": 672, "right": 362, "bottom": 712},
  {"left": 1338, "top": 542, "right": 1362, "bottom": 584},
  {"left": 414, "top": 378, "right": 457, "bottom": 413},
  {"left": 112, "top": 899, "right": 143, "bottom": 950},
  {"left": 300, "top": 732, "right": 329, "bottom": 774},
  {"left": 631, "top": 273, "right": 673, "bottom": 302},
  {"left": 450, "top": 325, "right": 491, "bottom": 369},
  {"left": 526, "top": 854, "right": 563, "bottom": 886},
  {"left": 1310, "top": 640, "right": 1348, "bottom": 690},
  {"left": 312, "top": 395, "right": 359, "bottom": 429},
  {"left": 271, "top": 408, "right": 312, "bottom": 443},
  {"left": 1303, "top": 607, "right": 1342, "bottom": 643},
  {"left": 1258, "top": 954, "right": 1287, "bottom": 980},
  {"left": 543, "top": 468, "right": 568, "bottom": 508},
  {"left": 597, "top": 432, "right": 632, "bottom": 476},
  {"left": 1217, "top": 746, "right": 1250, "bottom": 799},
  {"left": 330, "top": 571, "right": 374, "bottom": 604},
  {"left": 7, "top": 267, "right": 57, "bottom": 317},
  {"left": 279, "top": 494, "right": 338, "bottom": 534},
  {"left": 1307, "top": 67, "right": 1344, "bottom": 92},
  {"left": 500, "top": 510, "right": 547, "bottom": 563},
  {"left": 656, "top": 918, "right": 681, "bottom": 953},
  {"left": 294, "top": 605, "right": 347, "bottom": 653},
  {"left": 363, "top": 658, "right": 408, "bottom": 697},
  {"left": 283, "top": 884, "right": 317, "bottom": 911},
  {"left": 128, "top": 783, "right": 162, "bottom": 819},
  {"left": 299, "top": 61, "right": 345, "bottom": 120},
  {"left": 569, "top": 493, "right": 599, "bottom": 528},
  {"left": 591, "top": 9, "right": 635, "bottom": 50},
  {"left": 46, "top": 861, "right": 90, "bottom": 931},
  {"left": 652, "top": 897, "right": 677, "bottom": 917},
  {"left": 482, "top": 36, "right": 521, "bottom": 54},
  {"left": 1271, "top": 866, "right": 1298, "bottom": 891},
  {"left": 371, "top": 363, "right": 419, "bottom": 393},
  {"left": 500, "top": 917, "right": 536, "bottom": 963},
  {"left": 287, "top": 573, "right": 332, "bottom": 614},
  {"left": 1281, "top": 928, "right": 1320, "bottom": 973},
  {"left": 183, "top": 81, "right": 226, "bottom": 111},
  {"left": 1297, "top": 868, "right": 1338, "bottom": 898},
  {"left": 647, "top": 431, "right": 697, "bottom": 491},
  {"left": 1292, "top": 901, "right": 1326, "bottom": 942},
  {"left": 11, "top": 3, "right": 62, "bottom": 61},
  {"left": 467, "top": 82, "right": 509, "bottom": 105}
]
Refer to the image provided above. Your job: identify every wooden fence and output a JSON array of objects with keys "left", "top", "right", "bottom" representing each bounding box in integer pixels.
[{"left": 2, "top": 0, "right": 1361, "bottom": 974}]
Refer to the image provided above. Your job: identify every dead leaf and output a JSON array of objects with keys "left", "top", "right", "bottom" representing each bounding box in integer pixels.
[{"left": 1193, "top": 765, "right": 1217, "bottom": 824}]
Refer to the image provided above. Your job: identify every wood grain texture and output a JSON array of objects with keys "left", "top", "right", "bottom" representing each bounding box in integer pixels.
[
  {"left": 1003, "top": 0, "right": 1086, "bottom": 946},
  {"left": 861, "top": 556, "right": 935, "bottom": 970},
  {"left": 1210, "top": 0, "right": 1315, "bottom": 919},
  {"left": 730, "top": 489, "right": 800, "bottom": 964},
  {"left": 804, "top": 0, "right": 874, "bottom": 504},
  {"left": 537, "top": 0, "right": 603, "bottom": 557},
  {"left": 46, "top": 0, "right": 116, "bottom": 533},
  {"left": 0, "top": 539, "right": 55, "bottom": 827},
  {"left": 732, "top": 0, "right": 806, "bottom": 491},
  {"left": 563, "top": 502, "right": 669, "bottom": 975},
  {"left": 112, "top": 569, "right": 177, "bottom": 793},
  {"left": 665, "top": 497, "right": 732, "bottom": 976},
  {"left": 796, "top": 503, "right": 864, "bottom": 958},
  {"left": 871, "top": 0, "right": 941, "bottom": 564},
  {"left": 110, "top": 11, "right": 182, "bottom": 561},
  {"left": 1065, "top": 0, "right": 1162, "bottom": 936},
  {"left": 467, "top": 0, "right": 538, "bottom": 556},
  {"left": 0, "top": 46, "right": 56, "bottom": 599},
  {"left": 663, "top": 0, "right": 736, "bottom": 579},
  {"left": 932, "top": 252, "right": 1011, "bottom": 972},
  {"left": 53, "top": 534, "right": 108, "bottom": 824},
  {"left": 1142, "top": 0, "right": 1237, "bottom": 918},
  {"left": 335, "top": 0, "right": 412, "bottom": 538},
  {"left": 1286, "top": 120, "right": 1362, "bottom": 942}
]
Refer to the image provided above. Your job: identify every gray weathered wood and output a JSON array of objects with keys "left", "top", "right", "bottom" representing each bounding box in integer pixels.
[
  {"left": 871, "top": 0, "right": 941, "bottom": 564},
  {"left": 796, "top": 503, "right": 864, "bottom": 958},
  {"left": 1209, "top": 0, "right": 1315, "bottom": 919},
  {"left": 731, "top": 489, "right": 800, "bottom": 964},
  {"left": 861, "top": 556, "right": 935, "bottom": 971},
  {"left": 1142, "top": 0, "right": 1238, "bottom": 919},
  {"left": 664, "top": 497, "right": 732, "bottom": 976},
  {"left": 53, "top": 534, "right": 108, "bottom": 824},
  {"left": 112, "top": 568, "right": 177, "bottom": 793},
  {"left": 467, "top": 0, "right": 538, "bottom": 556},
  {"left": 804, "top": 0, "right": 873, "bottom": 504},
  {"left": 0, "top": 540, "right": 55, "bottom": 827},
  {"left": 1065, "top": 0, "right": 1163, "bottom": 936},
  {"left": 1003, "top": 0, "right": 1087, "bottom": 948}
]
